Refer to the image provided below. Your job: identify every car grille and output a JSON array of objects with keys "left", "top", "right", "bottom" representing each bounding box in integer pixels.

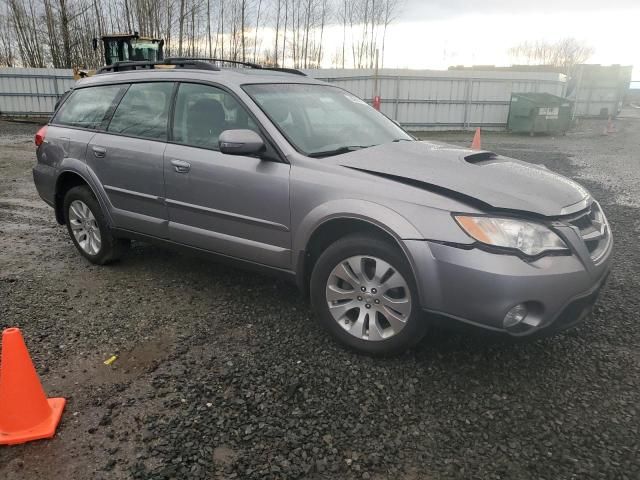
[{"left": 563, "top": 202, "right": 610, "bottom": 262}]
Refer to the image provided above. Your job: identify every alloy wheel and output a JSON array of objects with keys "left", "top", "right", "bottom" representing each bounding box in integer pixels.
[
  {"left": 325, "top": 255, "right": 412, "bottom": 341},
  {"left": 68, "top": 200, "right": 102, "bottom": 255}
]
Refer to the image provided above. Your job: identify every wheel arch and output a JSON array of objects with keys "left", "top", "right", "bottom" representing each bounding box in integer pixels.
[
  {"left": 54, "top": 169, "right": 110, "bottom": 226},
  {"left": 294, "top": 200, "right": 426, "bottom": 299}
]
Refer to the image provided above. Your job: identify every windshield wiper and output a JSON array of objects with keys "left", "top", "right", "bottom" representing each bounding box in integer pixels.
[
  {"left": 308, "top": 145, "right": 375, "bottom": 158},
  {"left": 392, "top": 138, "right": 412, "bottom": 142}
]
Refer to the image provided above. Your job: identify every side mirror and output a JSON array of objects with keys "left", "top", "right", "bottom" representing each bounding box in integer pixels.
[{"left": 219, "top": 129, "right": 265, "bottom": 156}]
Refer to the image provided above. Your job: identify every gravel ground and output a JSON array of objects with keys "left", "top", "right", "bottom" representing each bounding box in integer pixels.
[{"left": 0, "top": 115, "right": 638, "bottom": 480}]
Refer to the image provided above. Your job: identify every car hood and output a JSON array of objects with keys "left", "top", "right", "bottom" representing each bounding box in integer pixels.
[{"left": 329, "top": 141, "right": 590, "bottom": 216}]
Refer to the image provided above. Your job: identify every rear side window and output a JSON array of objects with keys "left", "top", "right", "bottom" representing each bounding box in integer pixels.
[
  {"left": 172, "top": 83, "right": 257, "bottom": 150},
  {"left": 108, "top": 82, "right": 174, "bottom": 141},
  {"left": 53, "top": 85, "right": 124, "bottom": 130}
]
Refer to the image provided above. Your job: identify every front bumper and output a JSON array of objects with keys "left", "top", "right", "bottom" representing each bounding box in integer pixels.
[{"left": 404, "top": 233, "right": 612, "bottom": 335}]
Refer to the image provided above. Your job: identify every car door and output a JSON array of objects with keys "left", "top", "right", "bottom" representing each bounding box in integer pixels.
[
  {"left": 164, "top": 82, "right": 291, "bottom": 269},
  {"left": 86, "top": 81, "right": 175, "bottom": 238}
]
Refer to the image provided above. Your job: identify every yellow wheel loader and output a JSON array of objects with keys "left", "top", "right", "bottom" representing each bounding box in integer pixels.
[{"left": 73, "top": 32, "right": 164, "bottom": 79}]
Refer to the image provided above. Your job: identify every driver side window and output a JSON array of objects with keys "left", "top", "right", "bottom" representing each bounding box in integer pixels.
[{"left": 172, "top": 83, "right": 257, "bottom": 150}]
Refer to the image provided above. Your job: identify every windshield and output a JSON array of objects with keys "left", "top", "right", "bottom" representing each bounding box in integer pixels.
[{"left": 243, "top": 83, "right": 412, "bottom": 157}]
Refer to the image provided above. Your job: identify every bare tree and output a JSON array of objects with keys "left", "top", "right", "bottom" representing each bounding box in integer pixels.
[
  {"left": 273, "top": 0, "right": 282, "bottom": 65},
  {"left": 553, "top": 38, "right": 595, "bottom": 71},
  {"left": 316, "top": 0, "right": 327, "bottom": 66},
  {"left": 253, "top": 0, "right": 262, "bottom": 63},
  {"left": 59, "top": 0, "right": 73, "bottom": 67},
  {"left": 43, "top": 0, "right": 62, "bottom": 67},
  {"left": 281, "top": 0, "right": 288, "bottom": 65},
  {"left": 164, "top": 0, "right": 174, "bottom": 56},
  {"left": 178, "top": 0, "right": 185, "bottom": 56},
  {"left": 240, "top": 0, "right": 246, "bottom": 61},
  {"left": 509, "top": 37, "right": 594, "bottom": 73},
  {"left": 339, "top": 0, "right": 346, "bottom": 68},
  {"left": 7, "top": 0, "right": 45, "bottom": 67},
  {"left": 0, "top": 6, "right": 16, "bottom": 66},
  {"left": 0, "top": 0, "right": 404, "bottom": 70},
  {"left": 380, "top": 0, "right": 400, "bottom": 68},
  {"left": 207, "top": 0, "right": 213, "bottom": 57},
  {"left": 219, "top": 0, "right": 225, "bottom": 58}
]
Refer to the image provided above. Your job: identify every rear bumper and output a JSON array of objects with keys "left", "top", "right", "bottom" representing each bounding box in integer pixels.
[
  {"left": 32, "top": 164, "right": 56, "bottom": 207},
  {"left": 404, "top": 237, "right": 612, "bottom": 335}
]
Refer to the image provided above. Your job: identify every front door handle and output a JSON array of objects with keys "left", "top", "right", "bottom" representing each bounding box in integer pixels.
[
  {"left": 92, "top": 146, "right": 106, "bottom": 158},
  {"left": 170, "top": 159, "right": 191, "bottom": 173}
]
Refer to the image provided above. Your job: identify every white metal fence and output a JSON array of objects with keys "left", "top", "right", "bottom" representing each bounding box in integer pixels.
[
  {"left": 305, "top": 69, "right": 567, "bottom": 131},
  {"left": 0, "top": 66, "right": 629, "bottom": 129},
  {"left": 569, "top": 64, "right": 632, "bottom": 118},
  {"left": 0, "top": 68, "right": 74, "bottom": 117}
]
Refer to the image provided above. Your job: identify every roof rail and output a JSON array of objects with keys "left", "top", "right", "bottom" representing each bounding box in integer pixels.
[
  {"left": 95, "top": 57, "right": 308, "bottom": 77},
  {"left": 261, "top": 67, "right": 307, "bottom": 76},
  {"left": 96, "top": 59, "right": 219, "bottom": 74},
  {"left": 164, "top": 57, "right": 307, "bottom": 76},
  {"left": 165, "top": 57, "right": 263, "bottom": 69}
]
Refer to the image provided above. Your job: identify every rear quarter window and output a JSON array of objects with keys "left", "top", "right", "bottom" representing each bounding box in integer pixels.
[{"left": 53, "top": 85, "right": 125, "bottom": 130}]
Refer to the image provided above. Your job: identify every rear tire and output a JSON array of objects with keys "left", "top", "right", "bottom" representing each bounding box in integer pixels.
[
  {"left": 310, "top": 234, "right": 428, "bottom": 355},
  {"left": 63, "top": 185, "right": 129, "bottom": 265}
]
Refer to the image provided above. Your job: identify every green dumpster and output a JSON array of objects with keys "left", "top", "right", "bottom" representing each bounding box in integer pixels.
[{"left": 507, "top": 92, "right": 573, "bottom": 135}]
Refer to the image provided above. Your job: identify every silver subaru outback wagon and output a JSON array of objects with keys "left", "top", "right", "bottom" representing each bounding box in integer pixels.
[{"left": 33, "top": 60, "right": 612, "bottom": 355}]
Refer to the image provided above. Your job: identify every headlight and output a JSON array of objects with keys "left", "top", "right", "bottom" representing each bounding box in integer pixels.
[{"left": 454, "top": 215, "right": 568, "bottom": 257}]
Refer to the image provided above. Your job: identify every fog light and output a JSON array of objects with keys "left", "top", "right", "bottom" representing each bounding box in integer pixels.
[{"left": 503, "top": 304, "right": 528, "bottom": 328}]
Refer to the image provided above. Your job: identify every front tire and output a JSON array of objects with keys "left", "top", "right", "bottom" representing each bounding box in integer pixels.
[
  {"left": 63, "top": 185, "right": 129, "bottom": 265},
  {"left": 310, "top": 234, "right": 428, "bottom": 355}
]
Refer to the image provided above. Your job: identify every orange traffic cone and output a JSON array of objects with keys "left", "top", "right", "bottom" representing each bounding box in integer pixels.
[
  {"left": 471, "top": 128, "right": 482, "bottom": 150},
  {"left": 602, "top": 116, "right": 616, "bottom": 135},
  {"left": 607, "top": 116, "right": 615, "bottom": 134},
  {"left": 0, "top": 328, "right": 65, "bottom": 445}
]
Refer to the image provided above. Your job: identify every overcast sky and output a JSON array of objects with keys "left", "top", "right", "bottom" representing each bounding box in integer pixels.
[
  {"left": 398, "top": 0, "right": 639, "bottom": 19},
  {"left": 344, "top": 1, "right": 638, "bottom": 78}
]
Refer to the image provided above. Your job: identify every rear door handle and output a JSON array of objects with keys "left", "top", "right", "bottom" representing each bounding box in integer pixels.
[
  {"left": 92, "top": 146, "right": 106, "bottom": 158},
  {"left": 170, "top": 159, "right": 191, "bottom": 173}
]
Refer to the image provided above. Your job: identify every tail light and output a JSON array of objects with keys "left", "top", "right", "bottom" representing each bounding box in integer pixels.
[{"left": 34, "top": 126, "right": 47, "bottom": 147}]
